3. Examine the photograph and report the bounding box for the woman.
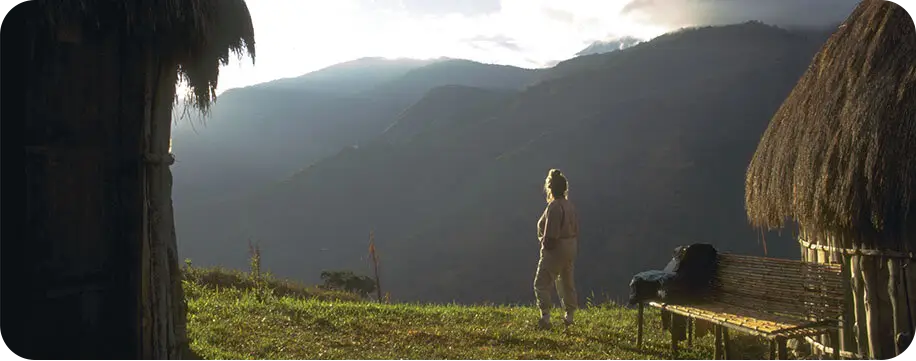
[534,169,580,329]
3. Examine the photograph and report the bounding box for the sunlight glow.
[203,0,672,95]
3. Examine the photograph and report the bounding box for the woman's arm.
[541,202,563,250]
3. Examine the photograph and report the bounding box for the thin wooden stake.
[368,231,383,302]
[637,303,644,349]
[842,254,855,356]
[777,337,788,360]
[851,254,868,357]
[876,257,896,358]
[714,325,723,360]
[889,258,904,357]
[862,256,883,359]
[671,323,679,356]
[687,318,693,348]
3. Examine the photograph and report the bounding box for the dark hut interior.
[745,0,916,358]
[1,1,254,358]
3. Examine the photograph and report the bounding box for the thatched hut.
[2,0,254,358]
[745,0,915,358]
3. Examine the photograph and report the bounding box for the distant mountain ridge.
[576,36,643,56]
[256,57,444,94]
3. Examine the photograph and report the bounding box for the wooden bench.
[636,253,847,359]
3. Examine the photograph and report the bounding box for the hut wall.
[6,10,146,360]
[799,231,916,359]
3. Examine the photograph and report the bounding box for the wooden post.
[776,337,788,360]
[722,327,731,359]
[368,231,383,302]
[808,246,824,357]
[671,327,678,356]
[876,256,896,358]
[906,260,916,337]
[141,54,186,359]
[903,259,916,330]
[831,330,841,359]
[851,254,868,357]
[905,260,916,341]
[714,325,723,360]
[769,340,776,360]
[637,303,644,349]
[889,258,904,357]
[842,254,855,356]
[862,255,884,359]
[687,318,693,348]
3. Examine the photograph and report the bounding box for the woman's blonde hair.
[544,169,568,202]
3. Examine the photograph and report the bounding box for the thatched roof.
[745,0,916,249]
[35,0,256,111]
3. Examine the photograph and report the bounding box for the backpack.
[657,243,718,303]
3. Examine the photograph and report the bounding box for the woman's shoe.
[538,315,552,330]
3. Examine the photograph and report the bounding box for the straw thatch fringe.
[35,0,256,112]
[744,0,916,250]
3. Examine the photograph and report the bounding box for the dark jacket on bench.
[628,244,718,305]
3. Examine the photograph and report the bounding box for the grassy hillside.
[184,268,770,359]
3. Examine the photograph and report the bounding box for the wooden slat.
[718,265,844,284]
[712,254,845,321]
[715,268,845,288]
[720,254,843,271]
[718,267,843,286]
[648,301,837,339]
[713,293,842,319]
[715,278,845,302]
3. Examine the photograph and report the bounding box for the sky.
[1,0,868,94]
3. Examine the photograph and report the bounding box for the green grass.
[184,268,770,359]
[183,265,360,302]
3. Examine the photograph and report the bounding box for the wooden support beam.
[816,247,828,357]
[831,330,841,359]
[714,325,723,360]
[777,337,788,360]
[878,256,897,358]
[769,340,776,360]
[671,323,679,355]
[687,318,693,348]
[722,327,731,359]
[637,303,644,349]
[889,258,906,357]
[861,255,884,359]
[842,254,855,357]
[851,254,868,357]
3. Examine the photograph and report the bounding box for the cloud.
[208,0,863,93]
[621,0,861,29]
[464,35,523,52]
[541,7,576,24]
[359,0,501,16]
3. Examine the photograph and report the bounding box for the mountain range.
[575,36,643,56]
[173,21,833,304]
